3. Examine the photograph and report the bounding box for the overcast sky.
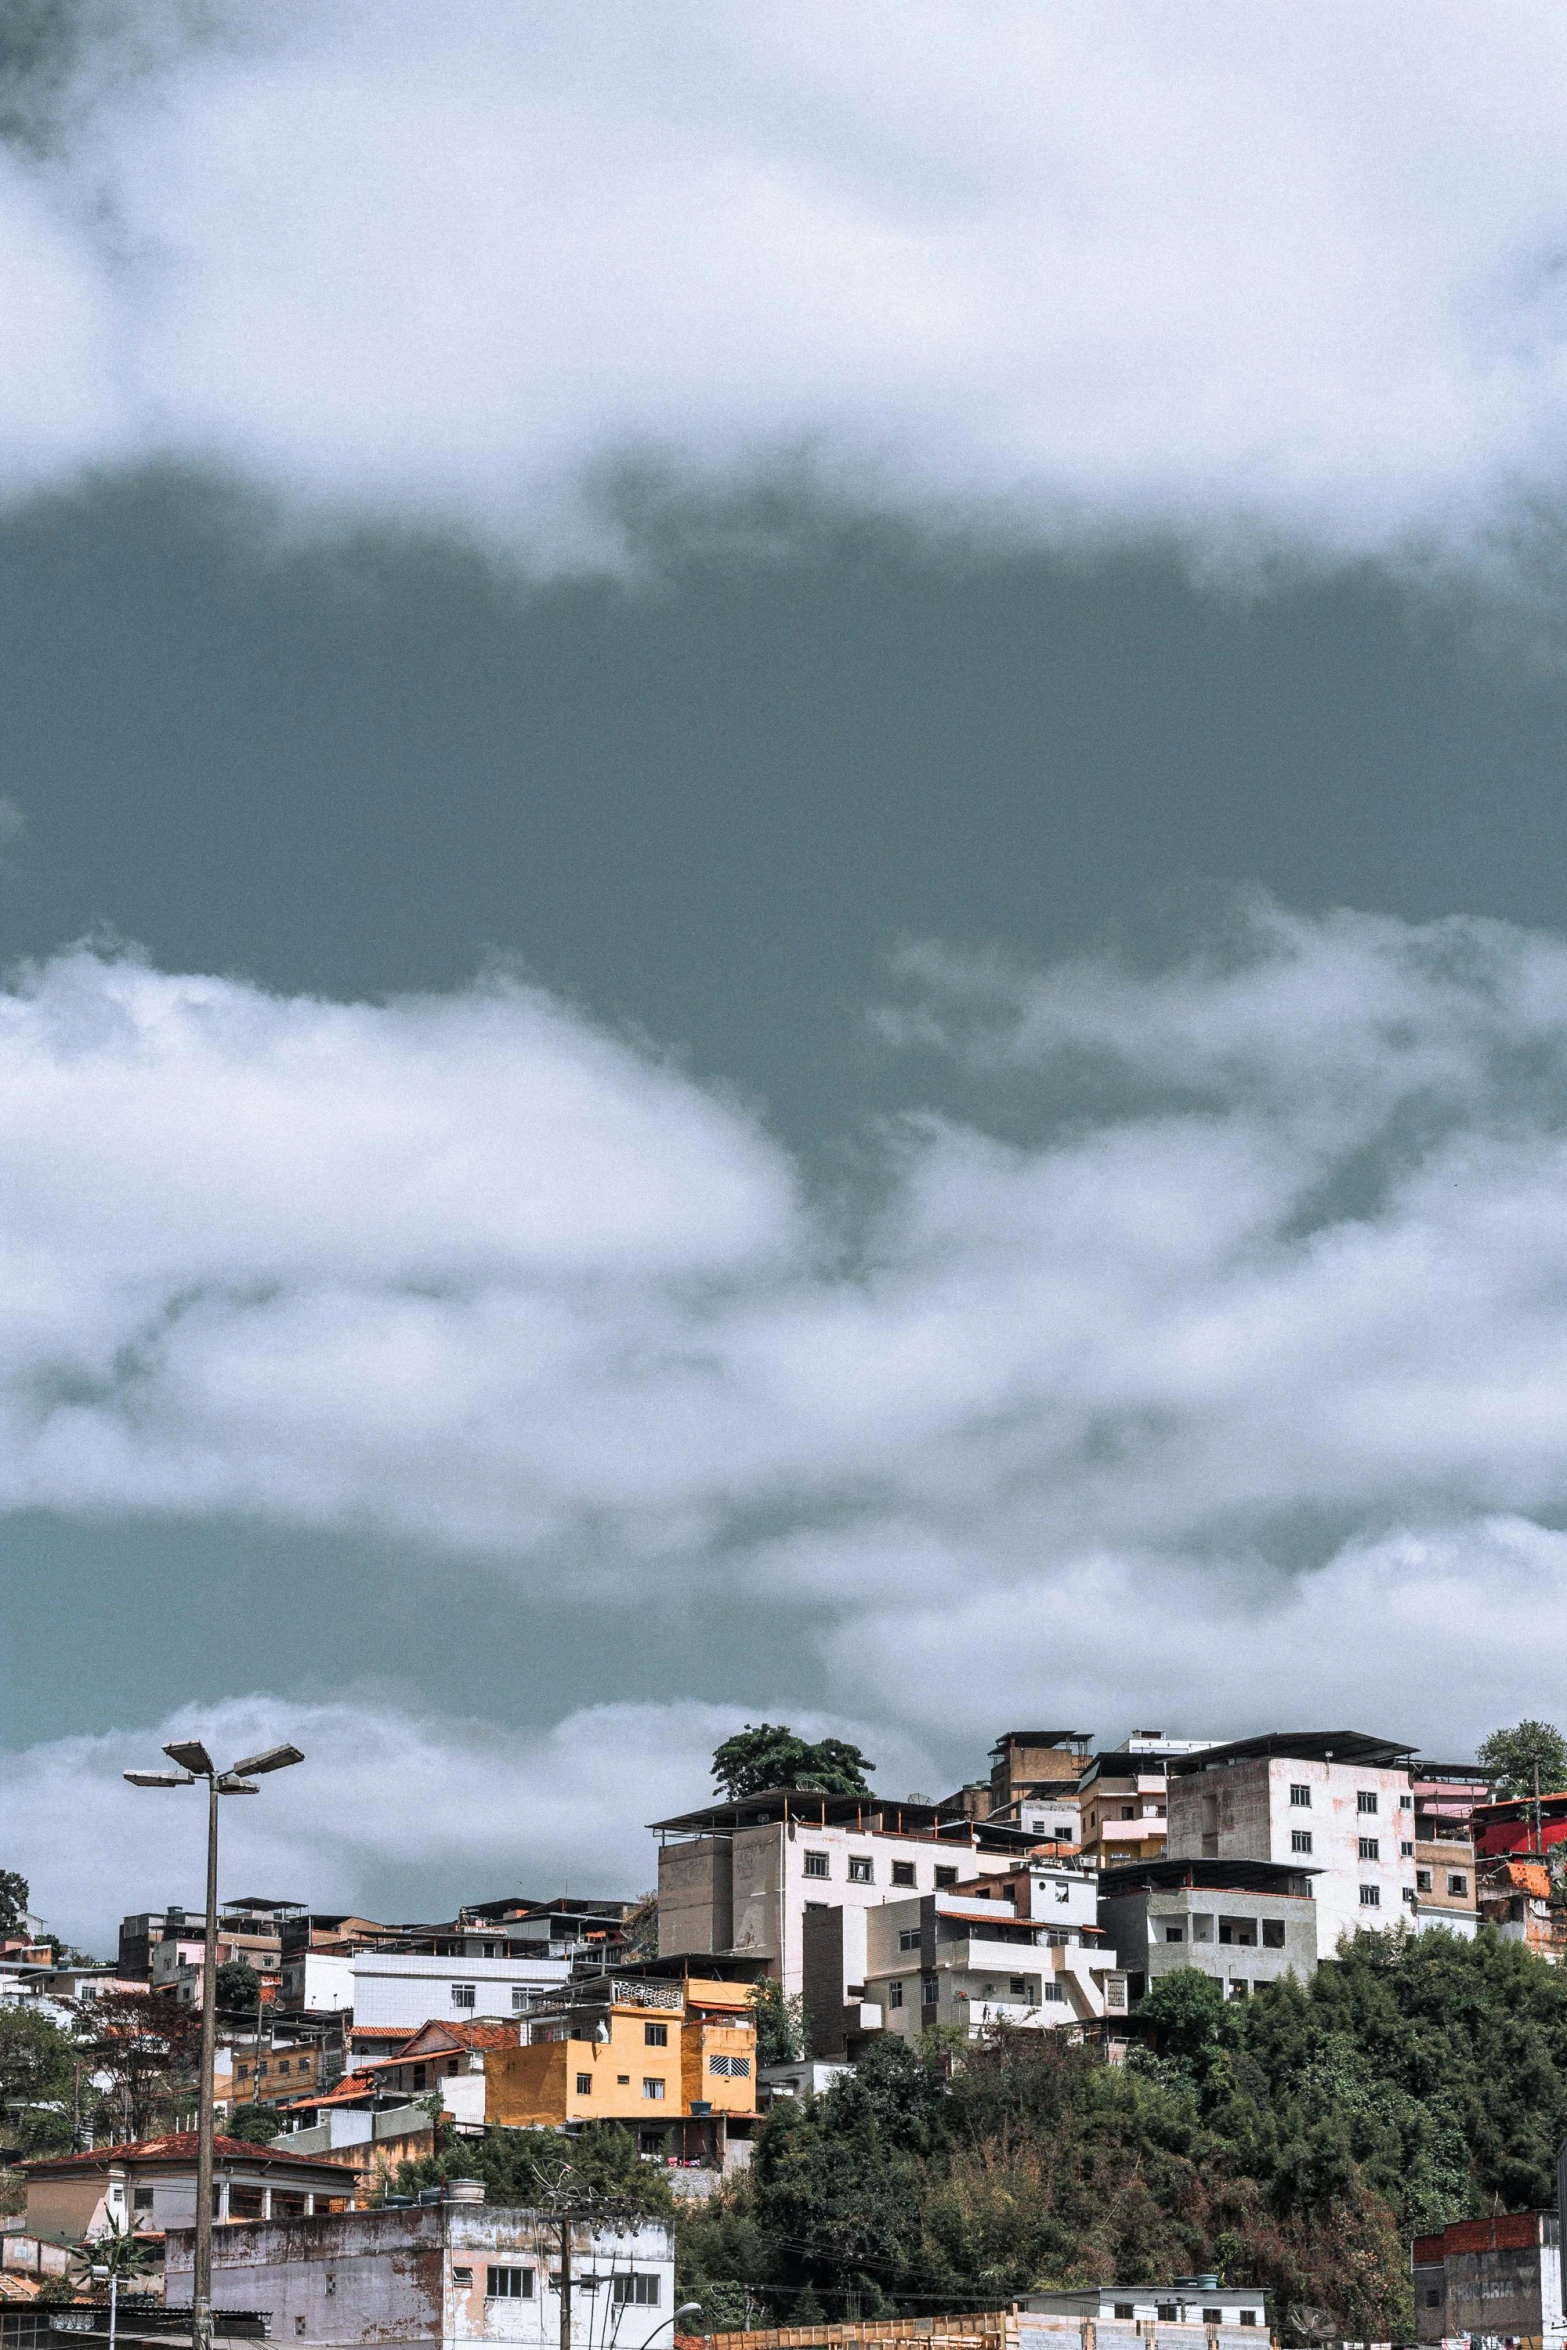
[11,3,1567,1946]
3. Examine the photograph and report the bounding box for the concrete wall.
[348,1954,568,2033]
[168,2203,674,2350]
[1100,1887,1317,2000]
[657,1839,732,1959]
[664,1821,1017,1999]
[1167,1756,1415,1959]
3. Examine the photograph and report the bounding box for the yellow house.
[486,1977,756,2166]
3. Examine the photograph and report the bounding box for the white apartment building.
[653,1789,1038,2003]
[280,1950,571,2031]
[864,1861,1127,2041]
[1165,1732,1417,1959]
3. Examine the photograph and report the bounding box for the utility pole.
[1537,1759,1545,1859]
[537,2167,640,2350]
[558,2211,572,2350]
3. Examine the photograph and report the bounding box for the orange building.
[486,1976,756,2167]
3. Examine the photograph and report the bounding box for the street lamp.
[125,1739,304,2350]
[630,2304,703,2350]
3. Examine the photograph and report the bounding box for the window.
[1291,1829,1313,1854]
[617,2074,630,2085]
[1358,1790,1378,1815]
[612,2277,661,2307]
[236,2063,249,2079]
[1010,1976,1027,1996]
[891,1861,916,1887]
[642,2077,666,2099]
[1239,2315,1257,2328]
[1448,1873,1469,1897]
[487,2268,533,2300]
[1416,1867,1432,1890]
[133,2188,154,2213]
[1425,2291,1441,2309]
[576,2072,593,2094]
[1359,1884,1381,1907]
[412,2064,428,2090]
[1158,2305,1178,2322]
[452,1983,476,2009]
[278,2060,290,2075]
[1043,1981,1066,2003]
[1359,1837,1379,1861]
[922,1975,939,2005]
[1228,1979,1250,2000]
[1120,1805,1135,1819]
[1165,1926,1184,1942]
[1203,2313,1222,2327]
[644,2022,668,2047]
[1401,1841,1414,1857]
[848,1856,873,1884]
[1262,1920,1285,1949]
[888,1981,904,2009]
[803,1851,829,1879]
[1400,1794,1413,1810]
[1218,1917,1256,1946]
[898,1928,920,1952]
[296,2321,307,2337]
[1114,2307,1134,2322]
[1289,1783,1311,1808]
[934,1867,958,1887]
[451,2268,473,2289]
[512,1989,529,2013]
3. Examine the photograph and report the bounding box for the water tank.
[446,2179,486,2204]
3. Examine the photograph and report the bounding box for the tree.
[214,1958,263,2014]
[750,1979,807,2066]
[79,1989,202,2142]
[0,2006,79,2155]
[226,2103,283,2144]
[1477,1719,1567,1800]
[0,1871,30,1940]
[386,2124,674,2220]
[712,1725,875,1801]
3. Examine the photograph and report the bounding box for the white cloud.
[13,904,1567,1926]
[0,1692,933,1951]
[9,3,1567,563]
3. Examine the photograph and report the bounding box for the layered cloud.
[8,4,1567,561]
[14,907,1567,1929]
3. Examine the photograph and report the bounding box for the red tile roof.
[23,2133,347,2174]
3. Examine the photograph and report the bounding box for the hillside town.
[3,1719,1567,2350]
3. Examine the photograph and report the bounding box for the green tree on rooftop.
[711,1724,875,1800]
[1477,1718,1567,1799]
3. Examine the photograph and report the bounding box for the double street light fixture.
[125,1739,304,2350]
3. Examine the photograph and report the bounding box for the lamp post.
[633,2304,703,2350]
[125,1738,304,2350]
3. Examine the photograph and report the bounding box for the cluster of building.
[6,1720,1567,2347]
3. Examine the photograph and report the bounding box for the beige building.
[653,1787,1035,2002]
[1165,1732,1417,1959]
[863,1860,1125,2041]
[22,2132,351,2250]
[1078,1752,1171,1869]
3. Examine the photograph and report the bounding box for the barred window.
[1291,1830,1313,1854]
[451,1984,476,2009]
[1359,1884,1381,1907]
[709,2053,752,2077]
[1359,1837,1379,1861]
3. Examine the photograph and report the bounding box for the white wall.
[349,1953,569,2032]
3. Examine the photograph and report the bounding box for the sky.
[11,2,1567,1946]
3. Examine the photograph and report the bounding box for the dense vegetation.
[680,1929,1567,2343]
